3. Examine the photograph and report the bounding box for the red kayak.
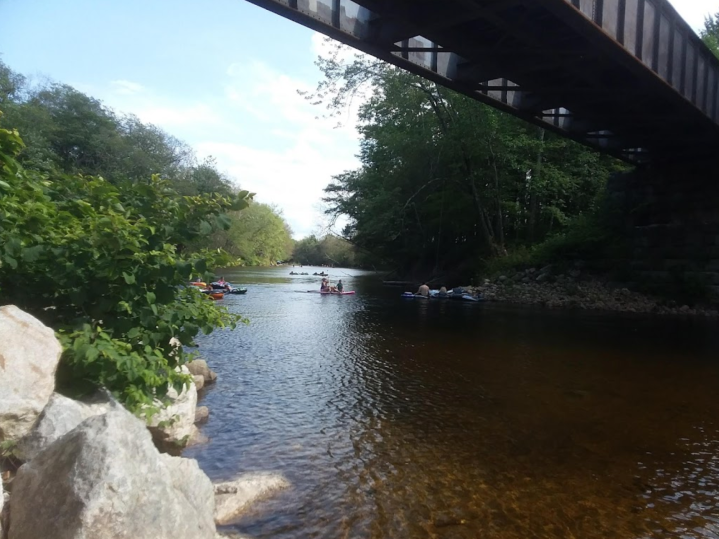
[307,290,356,295]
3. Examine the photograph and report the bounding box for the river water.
[185,266,719,539]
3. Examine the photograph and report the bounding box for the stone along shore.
[0,305,287,539]
[466,265,719,316]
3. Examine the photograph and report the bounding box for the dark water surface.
[185,267,719,539]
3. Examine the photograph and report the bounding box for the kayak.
[201,290,224,300]
[307,290,356,295]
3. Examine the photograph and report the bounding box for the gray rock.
[195,406,210,424]
[498,275,507,282]
[0,306,62,442]
[536,273,550,283]
[9,408,216,539]
[213,473,290,525]
[17,392,119,461]
[187,360,217,384]
[187,427,209,448]
[193,374,205,391]
[539,264,553,275]
[146,366,198,448]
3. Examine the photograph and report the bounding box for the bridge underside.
[246,0,719,163]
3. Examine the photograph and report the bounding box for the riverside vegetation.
[0,59,292,538]
[303,12,719,307]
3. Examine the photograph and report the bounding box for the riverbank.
[0,305,288,539]
[464,267,719,316]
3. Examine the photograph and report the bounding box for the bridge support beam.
[607,159,719,295]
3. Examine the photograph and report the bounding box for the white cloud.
[110,79,145,95]
[92,34,368,238]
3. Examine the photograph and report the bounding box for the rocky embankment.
[0,305,288,539]
[466,265,719,316]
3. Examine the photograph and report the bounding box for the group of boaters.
[320,277,344,293]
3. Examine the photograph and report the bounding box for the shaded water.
[185,267,719,539]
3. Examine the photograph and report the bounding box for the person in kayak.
[336,280,344,293]
[320,278,330,292]
[438,285,448,297]
[416,283,430,296]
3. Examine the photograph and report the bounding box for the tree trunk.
[488,143,506,253]
[527,127,545,243]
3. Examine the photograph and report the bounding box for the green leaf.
[199,220,213,235]
[21,245,44,262]
[146,291,156,305]
[193,259,207,273]
[123,272,136,284]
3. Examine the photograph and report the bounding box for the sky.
[0,0,716,238]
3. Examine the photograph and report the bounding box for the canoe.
[307,290,356,295]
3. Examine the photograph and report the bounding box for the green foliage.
[0,121,251,413]
[481,214,620,277]
[292,234,359,267]
[0,60,234,194]
[701,12,719,58]
[310,42,626,275]
[202,202,293,265]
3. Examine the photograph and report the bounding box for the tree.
[0,60,237,194]
[0,122,252,413]
[203,202,293,265]
[701,12,719,58]
[310,41,624,276]
[292,234,358,267]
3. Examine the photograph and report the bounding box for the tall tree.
[311,41,623,275]
[701,12,719,58]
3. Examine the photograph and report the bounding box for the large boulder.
[213,473,290,525]
[17,391,119,461]
[9,408,216,539]
[0,306,62,442]
[146,367,198,448]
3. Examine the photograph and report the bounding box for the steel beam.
[242,0,719,163]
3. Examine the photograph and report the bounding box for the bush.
[480,214,622,278]
[0,122,251,414]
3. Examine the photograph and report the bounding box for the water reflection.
[185,267,719,538]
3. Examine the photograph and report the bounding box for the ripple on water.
[185,267,719,539]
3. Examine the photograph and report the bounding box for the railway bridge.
[246,0,719,163]
[246,0,719,290]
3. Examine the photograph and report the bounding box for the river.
[184,266,719,539]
